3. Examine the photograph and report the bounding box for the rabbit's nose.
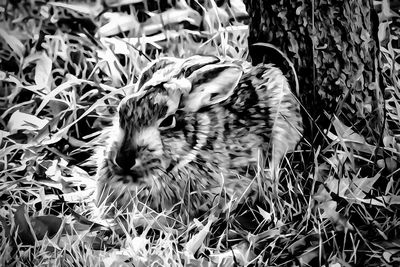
[115,151,136,171]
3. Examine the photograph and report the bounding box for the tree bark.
[243,0,384,143]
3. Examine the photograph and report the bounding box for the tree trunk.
[243,0,384,143]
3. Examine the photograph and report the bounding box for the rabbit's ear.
[183,64,242,111]
[182,55,220,77]
[136,58,181,91]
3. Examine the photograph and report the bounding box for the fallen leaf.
[34,52,53,92]
[210,241,255,266]
[378,21,390,43]
[143,8,201,36]
[325,176,350,198]
[35,74,82,115]
[14,204,36,245]
[184,215,216,259]
[14,204,65,244]
[101,251,132,267]
[319,201,354,231]
[127,236,149,255]
[45,159,62,182]
[31,215,63,239]
[105,0,143,7]
[383,249,400,264]
[257,205,272,222]
[7,111,49,133]
[350,173,380,199]
[96,47,124,86]
[319,200,339,219]
[48,1,103,17]
[0,27,25,58]
[328,115,375,154]
[367,195,400,206]
[0,130,10,141]
[62,188,95,203]
[298,249,319,266]
[377,158,398,172]
[229,0,248,18]
[379,0,400,21]
[98,12,140,37]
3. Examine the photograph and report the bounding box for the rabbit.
[95,55,303,218]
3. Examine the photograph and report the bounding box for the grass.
[1,0,400,266]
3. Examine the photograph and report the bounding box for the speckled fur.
[96,55,303,218]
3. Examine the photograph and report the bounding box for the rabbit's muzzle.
[113,156,164,183]
[102,120,167,183]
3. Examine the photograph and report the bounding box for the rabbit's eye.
[159,114,176,129]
